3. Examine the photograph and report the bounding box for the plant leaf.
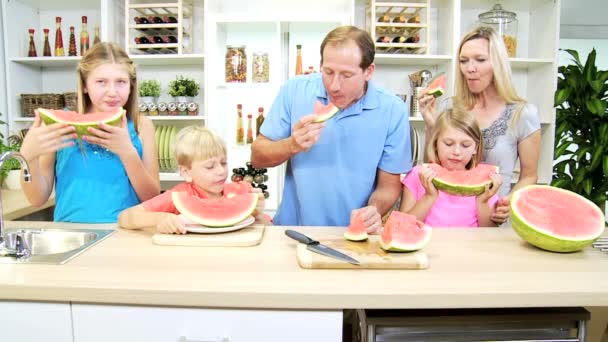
[554,87,572,106]
[604,155,608,177]
[590,146,604,170]
[583,178,592,196]
[585,98,606,115]
[563,49,582,68]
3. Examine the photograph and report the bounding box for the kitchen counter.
[2,190,55,220]
[0,221,607,310]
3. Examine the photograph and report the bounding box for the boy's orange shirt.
[142,182,208,214]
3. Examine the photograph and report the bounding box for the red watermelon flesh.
[510,185,605,252]
[223,181,253,198]
[380,211,432,252]
[312,100,339,123]
[38,107,124,137]
[172,191,258,227]
[344,212,368,241]
[428,163,498,196]
[427,74,446,97]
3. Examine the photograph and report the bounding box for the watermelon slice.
[38,107,124,137]
[172,191,258,227]
[380,211,432,252]
[428,163,498,196]
[312,100,339,123]
[510,185,605,253]
[223,181,253,198]
[427,74,446,97]
[344,212,368,241]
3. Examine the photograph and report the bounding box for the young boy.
[118,126,268,234]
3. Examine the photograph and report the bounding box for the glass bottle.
[225,45,247,83]
[236,104,244,145]
[54,16,65,56]
[80,16,90,56]
[255,106,265,137]
[246,114,254,144]
[478,4,518,57]
[68,26,77,56]
[252,52,269,83]
[295,44,303,75]
[93,26,101,45]
[27,29,37,57]
[43,28,52,57]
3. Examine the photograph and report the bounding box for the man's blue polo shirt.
[260,73,412,226]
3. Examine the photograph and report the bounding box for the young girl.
[20,42,160,223]
[118,126,269,234]
[399,107,501,227]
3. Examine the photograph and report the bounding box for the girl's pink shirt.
[402,165,499,227]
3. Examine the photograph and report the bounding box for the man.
[251,26,411,230]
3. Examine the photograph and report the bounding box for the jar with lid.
[225,45,247,83]
[478,4,518,57]
[252,52,269,83]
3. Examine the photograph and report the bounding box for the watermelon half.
[172,191,258,227]
[427,74,446,97]
[428,163,498,196]
[510,185,605,253]
[38,107,124,137]
[344,212,368,241]
[312,100,339,123]
[380,211,432,252]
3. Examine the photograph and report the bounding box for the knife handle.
[285,230,318,245]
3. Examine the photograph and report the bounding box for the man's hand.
[351,206,382,234]
[289,114,325,154]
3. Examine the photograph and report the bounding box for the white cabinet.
[72,303,342,342]
[0,301,73,342]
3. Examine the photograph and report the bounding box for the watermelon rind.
[427,87,444,97]
[313,107,339,123]
[431,165,498,196]
[38,107,124,137]
[172,191,258,227]
[510,185,606,253]
[379,229,432,252]
[343,231,368,242]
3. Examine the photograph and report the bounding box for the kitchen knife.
[285,230,360,265]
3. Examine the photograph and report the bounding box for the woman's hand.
[351,206,382,234]
[419,165,438,199]
[157,213,187,234]
[418,88,438,129]
[20,110,76,161]
[83,113,136,159]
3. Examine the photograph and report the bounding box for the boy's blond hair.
[426,106,484,170]
[174,126,226,168]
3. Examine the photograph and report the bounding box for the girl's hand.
[157,213,187,234]
[418,88,438,129]
[477,173,502,204]
[491,197,510,225]
[83,113,135,158]
[20,110,77,161]
[419,165,438,198]
[351,206,382,234]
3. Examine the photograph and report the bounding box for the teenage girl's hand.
[477,173,502,204]
[418,88,438,129]
[20,110,77,161]
[351,206,382,234]
[419,165,438,198]
[83,113,135,158]
[491,197,510,225]
[289,114,325,154]
[157,213,187,234]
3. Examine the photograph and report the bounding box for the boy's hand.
[419,165,438,198]
[351,206,382,234]
[20,110,76,161]
[250,187,268,223]
[289,114,325,154]
[477,173,502,204]
[157,213,187,234]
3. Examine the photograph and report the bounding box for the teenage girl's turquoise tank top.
[54,120,143,223]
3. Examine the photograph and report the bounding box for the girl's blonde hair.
[454,26,527,125]
[426,106,484,170]
[175,126,227,168]
[76,42,140,132]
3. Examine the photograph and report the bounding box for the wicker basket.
[63,92,77,111]
[21,93,65,117]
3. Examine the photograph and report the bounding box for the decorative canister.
[177,102,188,115]
[187,102,199,116]
[167,102,178,116]
[138,102,148,116]
[157,102,168,116]
[147,103,158,116]
[478,4,518,57]
[225,45,247,83]
[252,51,269,83]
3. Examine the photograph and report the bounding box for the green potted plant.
[138,80,161,104]
[168,75,200,103]
[552,48,608,212]
[0,122,26,190]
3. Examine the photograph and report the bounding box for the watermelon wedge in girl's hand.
[37,107,124,137]
[312,100,339,123]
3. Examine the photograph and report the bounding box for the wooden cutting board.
[296,236,429,269]
[152,225,265,247]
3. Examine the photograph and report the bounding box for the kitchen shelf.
[11,56,81,67]
[147,115,205,121]
[509,58,556,69]
[159,172,183,181]
[375,54,451,65]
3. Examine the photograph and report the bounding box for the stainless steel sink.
[0,228,115,264]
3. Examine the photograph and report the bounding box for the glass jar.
[252,52,269,83]
[225,45,247,83]
[478,4,518,57]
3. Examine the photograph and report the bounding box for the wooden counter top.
[0,221,606,310]
[2,190,55,220]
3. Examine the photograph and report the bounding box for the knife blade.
[285,230,360,265]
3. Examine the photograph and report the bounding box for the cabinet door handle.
[177,336,228,342]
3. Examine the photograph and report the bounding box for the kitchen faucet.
[0,151,31,258]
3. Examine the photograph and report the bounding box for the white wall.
[558,39,608,68]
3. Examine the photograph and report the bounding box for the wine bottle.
[392,36,407,44]
[153,36,163,44]
[163,16,178,23]
[148,16,163,24]
[376,36,390,44]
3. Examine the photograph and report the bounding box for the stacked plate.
[154,125,178,172]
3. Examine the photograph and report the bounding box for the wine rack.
[125,0,193,55]
[366,0,430,54]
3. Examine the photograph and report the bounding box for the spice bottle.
[54,17,65,56]
[27,29,37,57]
[42,29,52,56]
[256,106,265,137]
[236,104,244,145]
[68,26,77,56]
[93,26,101,45]
[246,114,254,144]
[295,44,303,75]
[80,16,90,56]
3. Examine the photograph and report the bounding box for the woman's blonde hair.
[175,126,226,168]
[426,106,484,170]
[76,42,140,132]
[454,26,526,125]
